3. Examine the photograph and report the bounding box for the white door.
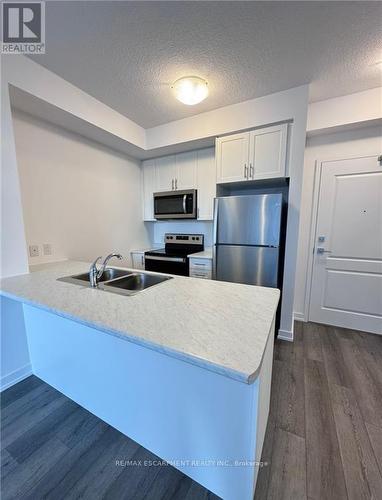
[309,155,382,334]
[249,124,287,180]
[216,132,249,183]
[196,148,216,220]
[175,151,197,190]
[142,159,156,221]
[156,155,176,192]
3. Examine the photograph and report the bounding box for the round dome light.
[171,76,208,105]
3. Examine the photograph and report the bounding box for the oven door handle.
[183,194,187,214]
[145,255,186,263]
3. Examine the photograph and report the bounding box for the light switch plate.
[29,245,39,257]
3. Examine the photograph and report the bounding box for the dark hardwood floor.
[255,322,382,500]
[1,378,219,499]
[1,322,381,499]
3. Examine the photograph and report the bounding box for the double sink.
[58,268,172,296]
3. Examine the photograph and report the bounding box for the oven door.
[154,190,197,219]
[145,255,189,276]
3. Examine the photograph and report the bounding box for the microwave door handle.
[183,194,187,214]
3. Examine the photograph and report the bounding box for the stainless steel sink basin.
[58,268,132,286]
[100,273,172,296]
[58,268,172,295]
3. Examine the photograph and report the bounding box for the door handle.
[244,163,248,179]
[183,194,187,214]
[249,163,254,178]
[175,178,178,190]
[317,247,331,254]
[172,179,174,190]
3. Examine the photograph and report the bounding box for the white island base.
[21,303,274,500]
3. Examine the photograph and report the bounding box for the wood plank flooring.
[1,322,381,499]
[255,322,382,500]
[1,376,219,500]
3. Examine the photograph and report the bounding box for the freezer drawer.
[214,245,279,287]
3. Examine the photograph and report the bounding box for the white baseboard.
[293,311,306,322]
[0,363,32,392]
[277,328,293,342]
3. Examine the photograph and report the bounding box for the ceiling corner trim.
[3,55,146,151]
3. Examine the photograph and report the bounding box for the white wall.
[294,124,382,320]
[307,87,382,134]
[12,110,150,268]
[1,68,29,278]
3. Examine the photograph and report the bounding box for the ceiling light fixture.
[172,76,208,105]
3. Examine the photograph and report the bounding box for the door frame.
[304,153,379,323]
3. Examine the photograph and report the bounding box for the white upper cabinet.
[196,148,216,220]
[216,132,249,183]
[156,155,176,192]
[141,147,216,221]
[216,124,288,184]
[142,159,156,221]
[249,124,287,180]
[176,151,197,190]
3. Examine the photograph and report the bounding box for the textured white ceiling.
[30,1,382,128]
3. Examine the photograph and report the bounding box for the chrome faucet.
[89,253,123,287]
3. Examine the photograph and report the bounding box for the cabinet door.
[249,124,287,180]
[142,159,156,221]
[175,151,197,190]
[156,155,176,192]
[131,252,145,270]
[216,132,249,183]
[197,148,216,220]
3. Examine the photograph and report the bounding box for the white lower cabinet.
[189,257,212,279]
[131,251,145,270]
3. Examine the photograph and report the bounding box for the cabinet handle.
[172,179,174,190]
[249,163,254,178]
[141,255,144,266]
[244,163,248,179]
[175,178,178,190]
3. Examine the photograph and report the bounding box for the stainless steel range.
[145,233,204,276]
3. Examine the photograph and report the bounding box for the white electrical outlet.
[43,243,52,256]
[29,245,39,257]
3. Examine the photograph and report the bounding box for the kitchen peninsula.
[0,261,279,500]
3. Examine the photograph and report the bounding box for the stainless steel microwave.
[153,189,197,219]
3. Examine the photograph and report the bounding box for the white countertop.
[0,261,279,384]
[188,248,213,259]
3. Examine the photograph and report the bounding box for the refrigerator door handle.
[213,198,219,245]
[212,245,217,280]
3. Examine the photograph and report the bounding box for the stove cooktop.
[145,233,204,259]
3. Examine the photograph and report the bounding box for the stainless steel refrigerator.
[213,193,283,287]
